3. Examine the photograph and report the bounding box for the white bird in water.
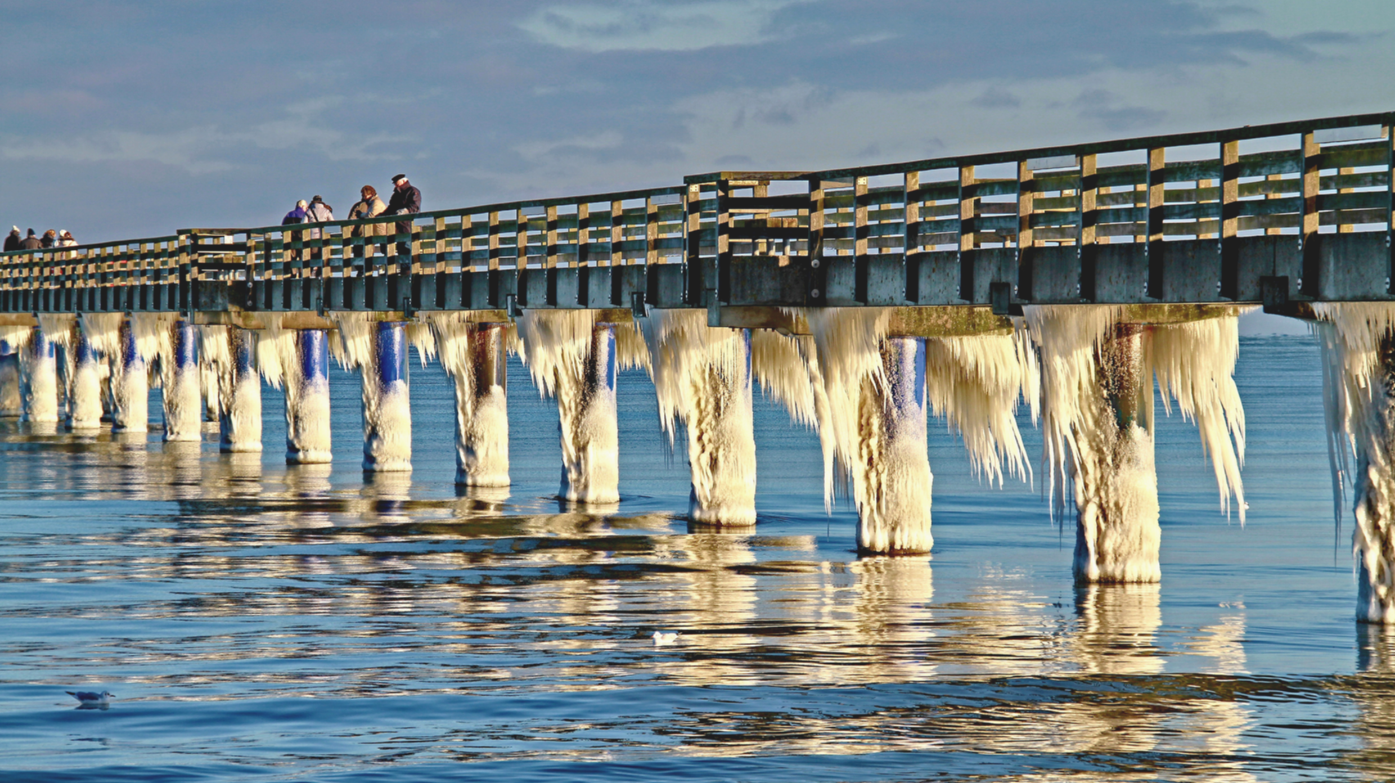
[652,631,679,646]
[66,691,114,707]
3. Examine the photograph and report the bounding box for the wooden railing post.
[1146,146,1166,299]
[958,165,977,302]
[1220,139,1241,300]
[1079,154,1098,301]
[904,170,921,303]
[609,199,624,267]
[807,177,825,304]
[854,175,870,303]
[1016,160,1034,302]
[1301,131,1321,297]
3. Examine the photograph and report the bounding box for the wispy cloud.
[520,0,810,52]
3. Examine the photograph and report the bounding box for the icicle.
[427,313,511,487]
[642,309,757,526]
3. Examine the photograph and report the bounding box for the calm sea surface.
[0,334,1390,782]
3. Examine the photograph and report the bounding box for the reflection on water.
[0,343,1386,782]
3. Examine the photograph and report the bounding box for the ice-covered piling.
[200,325,263,452]
[642,309,756,526]
[857,336,934,553]
[428,315,511,487]
[159,320,202,442]
[518,310,637,504]
[1312,303,1395,623]
[95,314,167,433]
[1027,305,1246,584]
[757,308,1034,555]
[0,340,19,417]
[19,326,59,424]
[332,316,412,472]
[69,326,104,429]
[259,326,332,464]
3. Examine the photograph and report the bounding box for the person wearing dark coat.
[40,229,56,249]
[385,174,421,258]
[19,229,41,250]
[3,227,19,252]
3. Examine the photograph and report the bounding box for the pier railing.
[2,111,1392,316]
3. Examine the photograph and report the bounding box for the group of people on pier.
[280,174,421,259]
[4,227,76,252]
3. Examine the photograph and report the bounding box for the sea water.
[0,334,1387,782]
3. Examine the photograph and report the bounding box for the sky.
[2,0,1392,261]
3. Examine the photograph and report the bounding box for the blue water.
[0,334,1390,782]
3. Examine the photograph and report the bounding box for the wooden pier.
[2,111,1393,327]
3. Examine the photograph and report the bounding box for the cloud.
[0,99,413,176]
[520,0,809,52]
[971,87,1022,110]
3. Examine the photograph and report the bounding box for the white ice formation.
[331,314,412,472]
[1026,305,1246,584]
[752,307,1036,554]
[198,325,263,452]
[426,313,512,487]
[1312,303,1395,622]
[642,309,756,526]
[258,322,332,464]
[517,309,646,504]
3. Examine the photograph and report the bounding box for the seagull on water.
[66,691,114,707]
[652,631,679,646]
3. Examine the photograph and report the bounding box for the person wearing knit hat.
[282,200,310,262]
[3,227,19,252]
[19,229,40,251]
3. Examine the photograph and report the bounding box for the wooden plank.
[1017,160,1035,300]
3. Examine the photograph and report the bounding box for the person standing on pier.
[306,196,334,262]
[348,185,388,261]
[4,227,19,252]
[386,174,420,259]
[40,230,56,249]
[19,229,40,250]
[282,199,309,262]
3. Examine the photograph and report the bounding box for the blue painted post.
[69,327,104,429]
[162,319,202,442]
[20,327,60,424]
[559,322,619,504]
[285,329,332,464]
[220,327,262,453]
[111,318,149,433]
[0,339,20,417]
[857,336,933,554]
[361,320,411,472]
